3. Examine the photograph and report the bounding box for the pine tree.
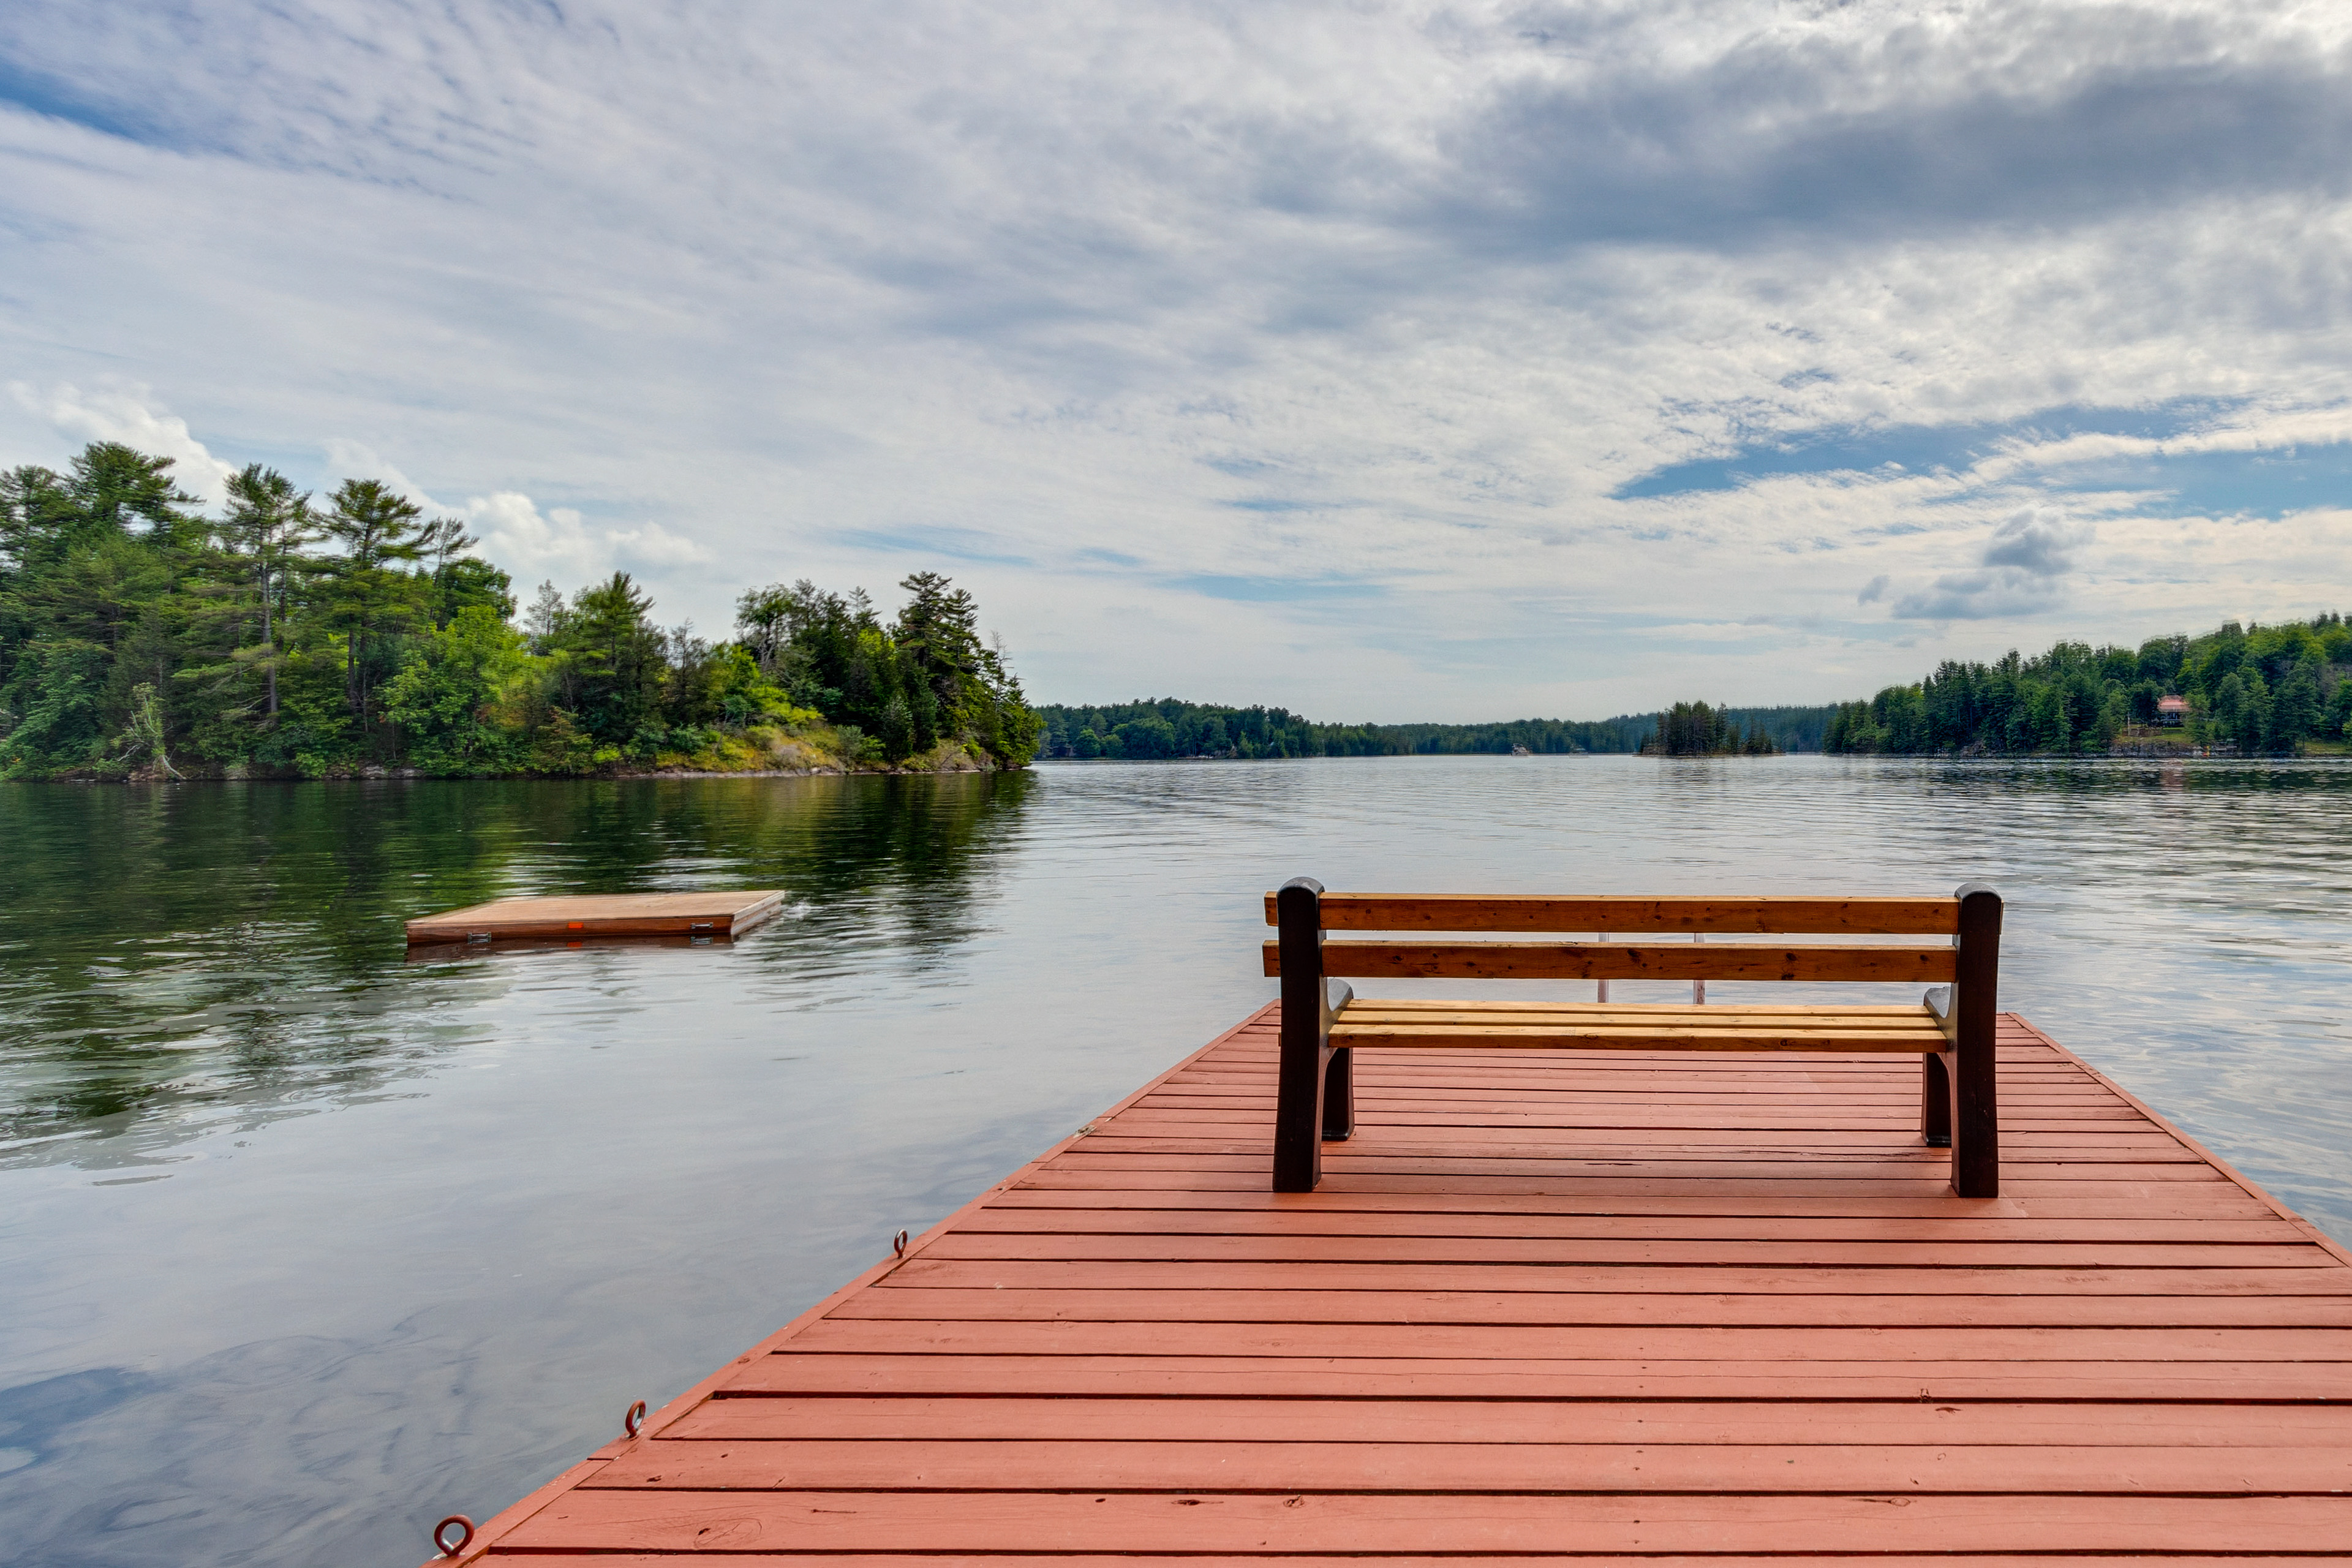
[217,465,317,721]
[314,480,429,728]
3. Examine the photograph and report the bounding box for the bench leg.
[1322,1047,1354,1141]
[1921,1052,1952,1148]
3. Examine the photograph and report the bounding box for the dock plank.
[433,1010,2352,1564]
[664,1396,2352,1444]
[582,1439,2352,1493]
[500,1490,2352,1555]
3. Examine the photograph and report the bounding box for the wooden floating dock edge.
[420,1006,2352,1564]
[403,890,785,945]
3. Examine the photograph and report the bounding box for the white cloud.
[458,492,603,585]
[320,440,709,586]
[606,521,713,569]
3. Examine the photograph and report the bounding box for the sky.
[4,1,2350,720]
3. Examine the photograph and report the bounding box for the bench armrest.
[1924,984,1958,1046]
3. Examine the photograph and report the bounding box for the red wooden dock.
[429,1005,2352,1563]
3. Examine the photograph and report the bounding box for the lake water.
[2,757,2349,1566]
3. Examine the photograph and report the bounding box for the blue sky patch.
[0,59,172,146]
[1613,398,2239,500]
[2035,442,2352,519]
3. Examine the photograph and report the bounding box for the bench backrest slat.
[1264,939,1957,984]
[1262,892,1959,935]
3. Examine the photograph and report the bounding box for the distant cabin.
[2157,695,2188,726]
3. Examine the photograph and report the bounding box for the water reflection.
[0,773,1036,1161]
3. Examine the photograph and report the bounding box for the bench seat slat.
[1335,1000,1950,1055]
[1351,999,1939,1018]
[1270,941,1958,984]
[1340,1006,1946,1030]
[1330,1023,1950,1053]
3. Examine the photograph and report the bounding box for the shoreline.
[13,758,1011,785]
[15,748,2350,783]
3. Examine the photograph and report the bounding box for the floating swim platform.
[421,1006,2352,1563]
[402,890,783,946]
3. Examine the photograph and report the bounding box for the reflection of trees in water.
[0,783,529,1154]
[591,773,1042,978]
[0,773,1035,1158]
[479,773,1039,956]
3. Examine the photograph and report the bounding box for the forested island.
[1821,616,2352,755]
[1,443,1041,778]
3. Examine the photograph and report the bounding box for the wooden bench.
[1263,880,2004,1197]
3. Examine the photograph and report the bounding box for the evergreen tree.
[2272,663,2322,747]
[549,572,669,748]
[66,443,203,547]
[314,480,429,729]
[209,465,316,721]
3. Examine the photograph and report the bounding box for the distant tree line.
[0,441,1039,778]
[1035,699,1831,760]
[1823,615,2352,756]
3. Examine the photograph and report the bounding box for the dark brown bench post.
[1948,883,2003,1197]
[1274,876,1337,1192]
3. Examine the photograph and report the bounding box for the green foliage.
[1823,614,2352,755]
[529,707,597,775]
[382,606,530,775]
[313,478,431,736]
[542,571,669,745]
[734,570,1041,767]
[1,439,1040,778]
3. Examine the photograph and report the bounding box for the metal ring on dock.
[623,1399,647,1438]
[432,1515,475,1557]
[892,1229,910,1258]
